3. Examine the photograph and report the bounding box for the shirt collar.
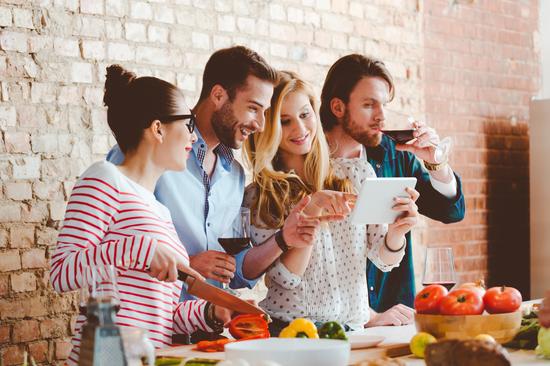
[192,128,235,171]
[365,135,397,163]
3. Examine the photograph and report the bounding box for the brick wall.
[0,0,539,364]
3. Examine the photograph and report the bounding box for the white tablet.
[350,177,417,224]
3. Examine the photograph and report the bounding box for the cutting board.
[156,341,411,365]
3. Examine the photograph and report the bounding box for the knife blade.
[177,270,265,315]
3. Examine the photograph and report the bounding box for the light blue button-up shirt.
[106,129,258,300]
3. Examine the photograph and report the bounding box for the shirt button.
[369,286,374,291]
[207,223,211,227]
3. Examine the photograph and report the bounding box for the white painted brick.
[214,0,231,12]
[80,0,103,14]
[108,42,135,61]
[316,0,331,10]
[302,0,315,6]
[148,25,169,43]
[81,40,105,60]
[0,82,8,102]
[0,204,21,222]
[269,3,285,20]
[91,108,107,132]
[13,8,34,29]
[31,133,58,153]
[192,0,210,9]
[349,36,364,51]
[33,181,63,201]
[332,33,348,50]
[5,132,30,153]
[53,37,79,57]
[289,46,306,61]
[105,20,123,39]
[83,87,103,107]
[218,14,235,32]
[0,106,17,130]
[125,22,147,42]
[256,19,269,36]
[288,7,304,23]
[269,23,295,41]
[106,0,125,17]
[21,201,49,223]
[304,10,320,27]
[0,230,7,248]
[131,2,153,20]
[0,7,12,27]
[49,201,67,221]
[71,62,93,83]
[234,0,250,15]
[349,1,364,18]
[270,43,287,58]
[322,13,354,33]
[91,134,110,154]
[136,46,173,66]
[0,31,28,53]
[58,86,80,105]
[212,34,231,49]
[176,73,196,92]
[77,17,105,38]
[237,17,255,34]
[29,35,52,53]
[57,134,74,155]
[154,6,175,23]
[6,182,32,201]
[11,157,41,180]
[30,83,56,104]
[24,57,39,79]
[191,32,210,49]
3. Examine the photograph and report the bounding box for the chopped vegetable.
[228,314,270,340]
[194,338,234,352]
[184,359,220,366]
[278,318,319,339]
[318,321,348,340]
[156,357,184,366]
[503,311,540,349]
[536,327,550,359]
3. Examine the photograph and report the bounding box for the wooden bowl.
[415,311,521,343]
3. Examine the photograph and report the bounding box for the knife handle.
[177,270,191,282]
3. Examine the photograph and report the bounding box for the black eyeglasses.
[158,114,196,134]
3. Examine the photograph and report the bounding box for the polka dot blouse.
[244,157,405,330]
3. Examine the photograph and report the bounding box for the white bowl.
[225,338,350,366]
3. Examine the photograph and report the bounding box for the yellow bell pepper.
[279,318,319,339]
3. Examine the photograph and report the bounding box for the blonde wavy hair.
[243,71,352,229]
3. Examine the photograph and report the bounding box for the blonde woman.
[243,71,420,334]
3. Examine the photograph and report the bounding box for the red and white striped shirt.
[50,162,212,365]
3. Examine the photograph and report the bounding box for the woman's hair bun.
[104,64,137,108]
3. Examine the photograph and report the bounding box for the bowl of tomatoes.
[414,282,522,343]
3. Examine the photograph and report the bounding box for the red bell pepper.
[228,314,270,340]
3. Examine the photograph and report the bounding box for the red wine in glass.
[381,129,415,144]
[421,282,456,292]
[218,237,251,255]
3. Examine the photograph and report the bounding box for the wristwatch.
[275,229,290,252]
[423,160,448,172]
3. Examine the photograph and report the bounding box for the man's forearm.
[242,235,283,279]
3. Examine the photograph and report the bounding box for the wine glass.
[382,110,452,164]
[79,263,120,316]
[217,207,252,290]
[422,247,457,291]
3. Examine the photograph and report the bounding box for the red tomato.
[439,288,484,315]
[457,279,486,298]
[414,284,449,314]
[483,286,522,314]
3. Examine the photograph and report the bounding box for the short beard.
[342,110,382,148]
[211,101,239,149]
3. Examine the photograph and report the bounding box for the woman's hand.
[305,190,356,217]
[149,244,204,282]
[386,187,420,246]
[281,195,344,249]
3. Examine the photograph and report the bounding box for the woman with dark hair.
[50,65,232,365]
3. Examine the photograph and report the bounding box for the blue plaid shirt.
[106,129,258,300]
[365,135,465,312]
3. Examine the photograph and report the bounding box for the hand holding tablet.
[350,178,418,224]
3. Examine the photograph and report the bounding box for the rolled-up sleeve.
[230,247,261,289]
[366,223,405,272]
[266,259,302,290]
